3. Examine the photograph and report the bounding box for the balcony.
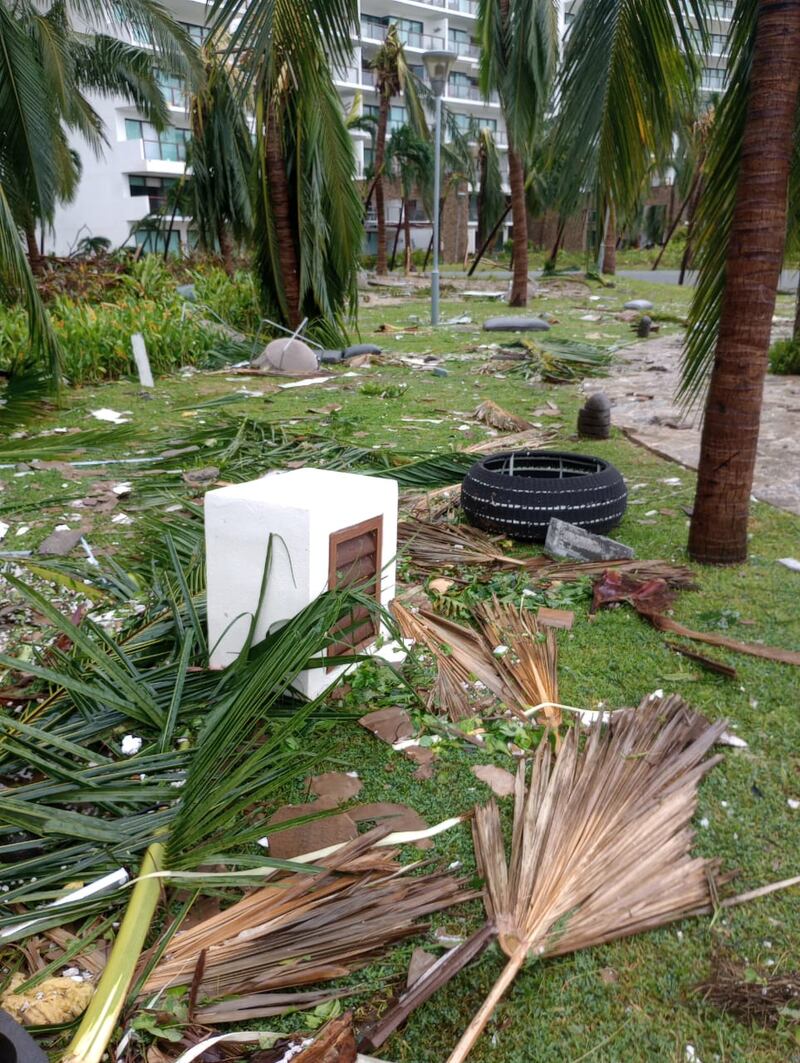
[708,1,735,19]
[424,0,479,13]
[333,65,361,85]
[451,39,480,59]
[447,83,500,104]
[360,19,446,50]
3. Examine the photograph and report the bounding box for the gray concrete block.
[544,517,635,562]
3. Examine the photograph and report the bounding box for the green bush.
[769,337,800,375]
[191,268,263,335]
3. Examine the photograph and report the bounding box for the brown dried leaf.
[359,706,413,745]
[471,765,516,798]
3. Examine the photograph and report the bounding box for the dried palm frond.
[392,600,559,725]
[390,603,497,718]
[465,425,559,453]
[143,827,475,1003]
[527,556,698,589]
[398,518,522,575]
[473,401,533,433]
[474,600,560,727]
[447,694,730,1062]
[403,483,462,523]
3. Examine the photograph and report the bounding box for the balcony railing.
[333,65,360,84]
[708,1,735,18]
[451,39,480,58]
[360,20,446,50]
[425,0,479,13]
[447,82,499,103]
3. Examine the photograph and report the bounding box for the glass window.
[134,228,182,254]
[178,22,210,45]
[125,119,190,161]
[129,175,178,212]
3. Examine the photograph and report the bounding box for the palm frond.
[447,693,729,1061]
[678,0,757,408]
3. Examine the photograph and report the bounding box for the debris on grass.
[696,955,800,1027]
[473,401,532,432]
[359,706,414,744]
[471,764,516,797]
[143,827,475,1006]
[398,518,521,575]
[665,642,736,679]
[1,972,94,1026]
[544,517,635,563]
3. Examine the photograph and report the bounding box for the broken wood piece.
[473,401,533,432]
[650,615,800,667]
[536,607,575,630]
[406,948,437,988]
[665,641,736,678]
[358,925,495,1052]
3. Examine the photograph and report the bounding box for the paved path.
[588,334,800,516]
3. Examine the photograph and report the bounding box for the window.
[129,175,179,212]
[125,119,190,161]
[327,516,383,663]
[395,17,423,34]
[134,228,182,254]
[701,66,727,90]
[178,22,210,45]
[364,103,407,132]
[156,71,187,108]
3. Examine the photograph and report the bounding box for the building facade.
[46,0,728,259]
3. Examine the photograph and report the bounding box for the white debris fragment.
[90,408,130,424]
[661,477,682,486]
[648,689,665,700]
[111,482,132,497]
[788,798,800,810]
[257,837,269,848]
[684,1046,700,1063]
[15,526,29,536]
[778,557,800,573]
[0,522,8,541]
[493,644,510,657]
[717,731,748,749]
[111,513,134,525]
[699,817,710,829]
[120,734,143,756]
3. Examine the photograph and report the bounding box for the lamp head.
[422,49,458,98]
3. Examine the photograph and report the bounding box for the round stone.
[624,299,654,311]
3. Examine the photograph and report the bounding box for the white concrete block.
[131,332,154,388]
[205,467,398,699]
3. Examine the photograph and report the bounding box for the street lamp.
[422,49,457,326]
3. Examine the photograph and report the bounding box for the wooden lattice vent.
[327,515,383,662]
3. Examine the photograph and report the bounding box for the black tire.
[461,450,627,541]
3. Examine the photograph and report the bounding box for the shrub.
[769,337,800,375]
[191,268,263,335]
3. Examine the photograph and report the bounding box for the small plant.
[769,337,800,375]
[360,381,407,398]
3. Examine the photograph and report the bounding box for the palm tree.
[213,0,361,341]
[555,0,695,280]
[0,0,194,390]
[386,124,433,273]
[188,44,253,276]
[476,126,506,255]
[369,27,429,275]
[477,0,558,306]
[680,0,800,563]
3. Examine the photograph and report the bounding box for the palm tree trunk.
[688,0,800,564]
[374,95,390,275]
[476,148,488,249]
[217,221,235,277]
[602,206,616,275]
[390,200,403,271]
[507,143,528,306]
[545,215,566,270]
[265,104,301,327]
[793,268,800,342]
[25,222,43,275]
[403,198,413,274]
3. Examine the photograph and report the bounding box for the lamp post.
[422,49,457,326]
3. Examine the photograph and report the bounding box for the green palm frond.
[476,126,506,249]
[678,0,757,408]
[555,0,702,251]
[478,0,558,151]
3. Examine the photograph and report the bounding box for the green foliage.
[769,337,800,375]
[191,267,263,334]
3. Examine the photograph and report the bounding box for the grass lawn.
[2,272,799,1062]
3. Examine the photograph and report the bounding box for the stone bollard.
[577,392,612,440]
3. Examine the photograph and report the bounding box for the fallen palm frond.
[514,338,614,384]
[398,518,522,574]
[392,599,559,724]
[474,599,560,727]
[403,483,463,523]
[447,694,730,1062]
[465,425,559,454]
[142,827,475,1003]
[473,401,533,432]
[696,955,800,1027]
[531,556,698,588]
[392,601,487,720]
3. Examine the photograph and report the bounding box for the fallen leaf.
[359,706,414,745]
[266,800,358,859]
[429,577,455,595]
[350,803,431,849]
[407,948,437,988]
[307,772,362,803]
[471,764,516,797]
[599,966,619,984]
